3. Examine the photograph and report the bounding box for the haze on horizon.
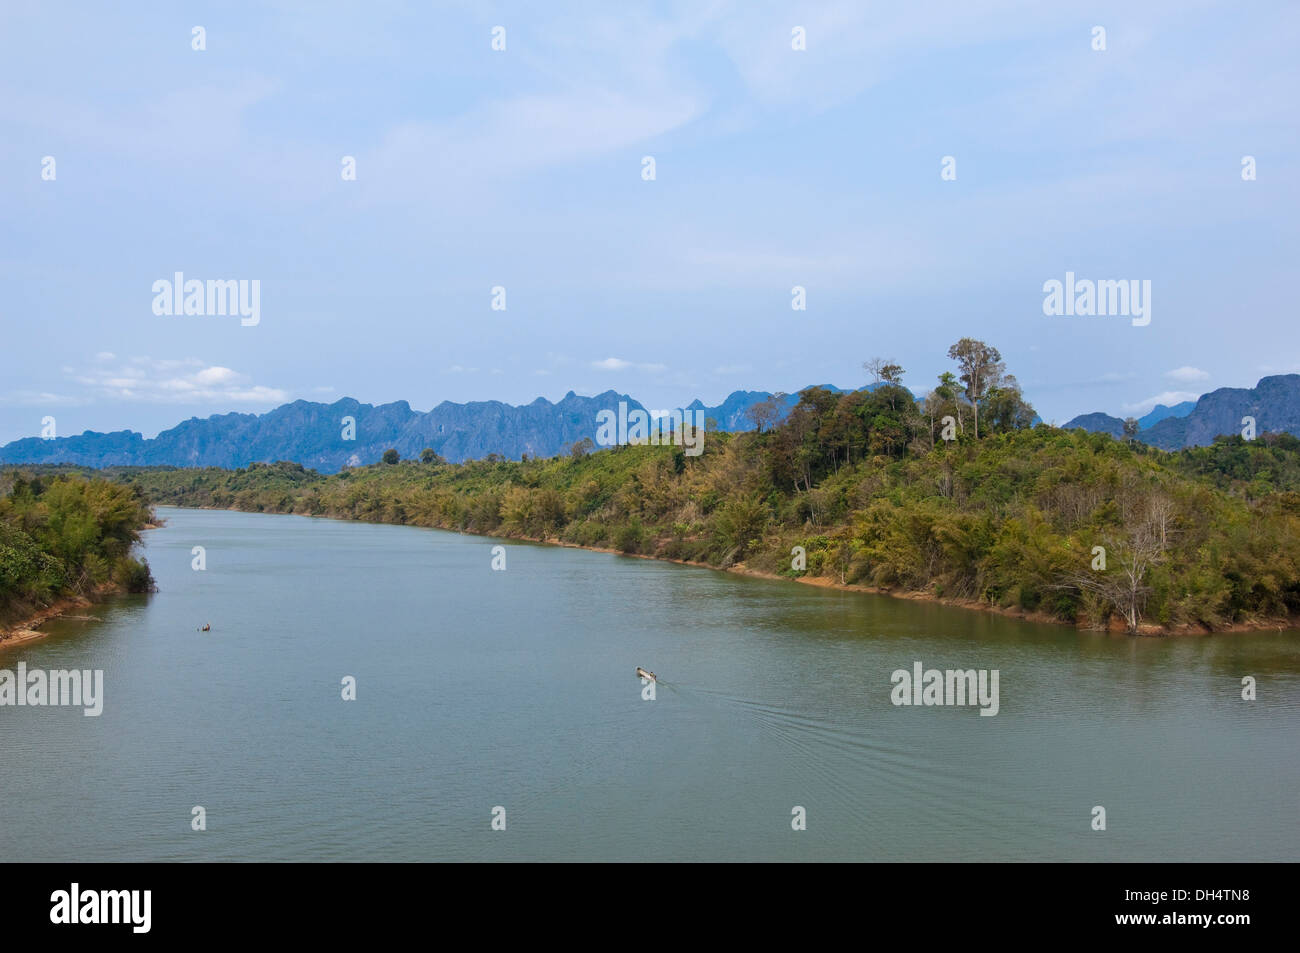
[2,1,1297,444]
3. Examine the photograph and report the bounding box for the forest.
[68,338,1300,635]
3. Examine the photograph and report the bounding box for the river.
[2,507,1296,861]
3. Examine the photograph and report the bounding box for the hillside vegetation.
[87,341,1300,635]
[0,473,155,630]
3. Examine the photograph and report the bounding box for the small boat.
[636,667,656,682]
[199,624,211,632]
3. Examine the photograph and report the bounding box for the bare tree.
[1056,503,1169,634]
[923,390,940,450]
[831,536,855,585]
[865,356,903,387]
[745,392,787,433]
[936,458,954,499]
[1147,493,1177,550]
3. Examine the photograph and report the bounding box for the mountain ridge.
[8,376,1298,471]
[1061,375,1300,448]
[0,387,861,473]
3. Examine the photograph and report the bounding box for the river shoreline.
[0,585,124,651]
[151,504,1297,637]
[542,540,1295,637]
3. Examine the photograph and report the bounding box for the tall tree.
[946,338,1004,439]
[981,375,1037,434]
[745,392,787,433]
[933,371,964,433]
[864,358,903,388]
[879,363,904,410]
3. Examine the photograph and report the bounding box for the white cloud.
[686,248,860,275]
[1165,366,1209,382]
[369,89,700,199]
[361,14,708,205]
[1122,390,1201,414]
[67,357,287,404]
[194,366,238,386]
[0,390,88,408]
[711,0,1064,112]
[591,357,666,373]
[0,76,286,177]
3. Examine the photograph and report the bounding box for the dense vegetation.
[83,340,1300,635]
[0,472,155,629]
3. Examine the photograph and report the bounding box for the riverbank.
[0,472,157,650]
[522,532,1298,637]
[92,420,1300,636]
[0,584,123,651]
[155,502,1298,637]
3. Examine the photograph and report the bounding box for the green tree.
[934,371,964,433]
[982,376,1037,434]
[864,360,906,411]
[382,449,400,465]
[946,338,1005,440]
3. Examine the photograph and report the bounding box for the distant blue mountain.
[15,376,1286,472]
[1063,376,1300,449]
[685,390,799,430]
[1061,412,1124,439]
[0,384,907,473]
[1138,401,1195,429]
[1064,400,1197,437]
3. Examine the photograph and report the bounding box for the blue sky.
[2,0,1298,443]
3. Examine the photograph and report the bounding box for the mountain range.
[0,388,815,473]
[4,376,1297,472]
[1062,375,1300,449]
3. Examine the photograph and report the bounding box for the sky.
[2,0,1298,443]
